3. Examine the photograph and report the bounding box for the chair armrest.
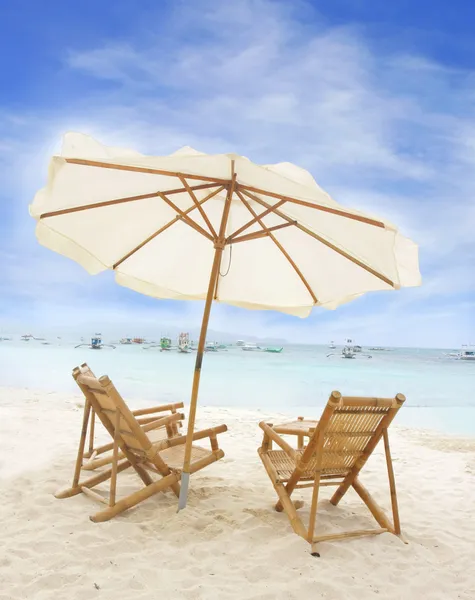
[141,412,184,433]
[152,424,227,451]
[132,402,184,417]
[137,415,183,427]
[259,422,296,459]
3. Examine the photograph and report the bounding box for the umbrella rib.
[241,189,395,288]
[239,184,386,229]
[156,192,214,242]
[226,197,287,241]
[236,190,318,304]
[39,183,220,219]
[179,176,218,239]
[64,158,230,185]
[228,221,297,244]
[113,186,225,269]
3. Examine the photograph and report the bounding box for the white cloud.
[65,16,431,179]
[1,0,474,345]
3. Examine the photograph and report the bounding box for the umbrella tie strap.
[219,244,233,277]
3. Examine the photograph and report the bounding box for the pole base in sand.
[177,472,190,511]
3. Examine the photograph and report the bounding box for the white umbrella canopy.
[30,133,421,508]
[31,133,420,314]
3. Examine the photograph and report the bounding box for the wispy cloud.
[0,0,474,346]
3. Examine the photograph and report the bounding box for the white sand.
[0,387,474,600]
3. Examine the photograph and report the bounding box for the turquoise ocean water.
[1,340,474,436]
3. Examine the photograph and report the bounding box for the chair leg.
[383,429,401,535]
[55,459,132,499]
[90,471,181,522]
[73,399,92,487]
[330,474,354,506]
[171,482,181,497]
[87,409,96,457]
[82,453,122,471]
[82,451,155,484]
[133,464,154,487]
[109,410,121,507]
[352,478,395,533]
[274,483,307,539]
[307,472,322,542]
[311,480,395,556]
[276,430,324,513]
[275,475,298,512]
[259,451,307,538]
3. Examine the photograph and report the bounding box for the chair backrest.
[73,368,155,462]
[300,391,405,478]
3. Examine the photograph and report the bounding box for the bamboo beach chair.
[258,391,406,555]
[74,363,184,471]
[56,369,227,522]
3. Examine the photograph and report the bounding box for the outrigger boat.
[21,334,46,342]
[160,336,172,351]
[460,346,475,361]
[120,337,133,345]
[451,345,475,361]
[341,346,356,359]
[178,332,191,353]
[242,343,260,351]
[443,345,475,361]
[75,334,115,350]
[263,346,283,353]
[346,339,362,352]
[327,345,372,359]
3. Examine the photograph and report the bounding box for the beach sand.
[0,387,474,600]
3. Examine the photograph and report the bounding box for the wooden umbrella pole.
[178,163,236,511]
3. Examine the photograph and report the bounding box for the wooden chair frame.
[56,369,227,522]
[258,391,406,555]
[74,363,184,471]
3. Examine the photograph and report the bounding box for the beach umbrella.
[30,133,421,509]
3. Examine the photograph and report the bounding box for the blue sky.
[0,0,474,347]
